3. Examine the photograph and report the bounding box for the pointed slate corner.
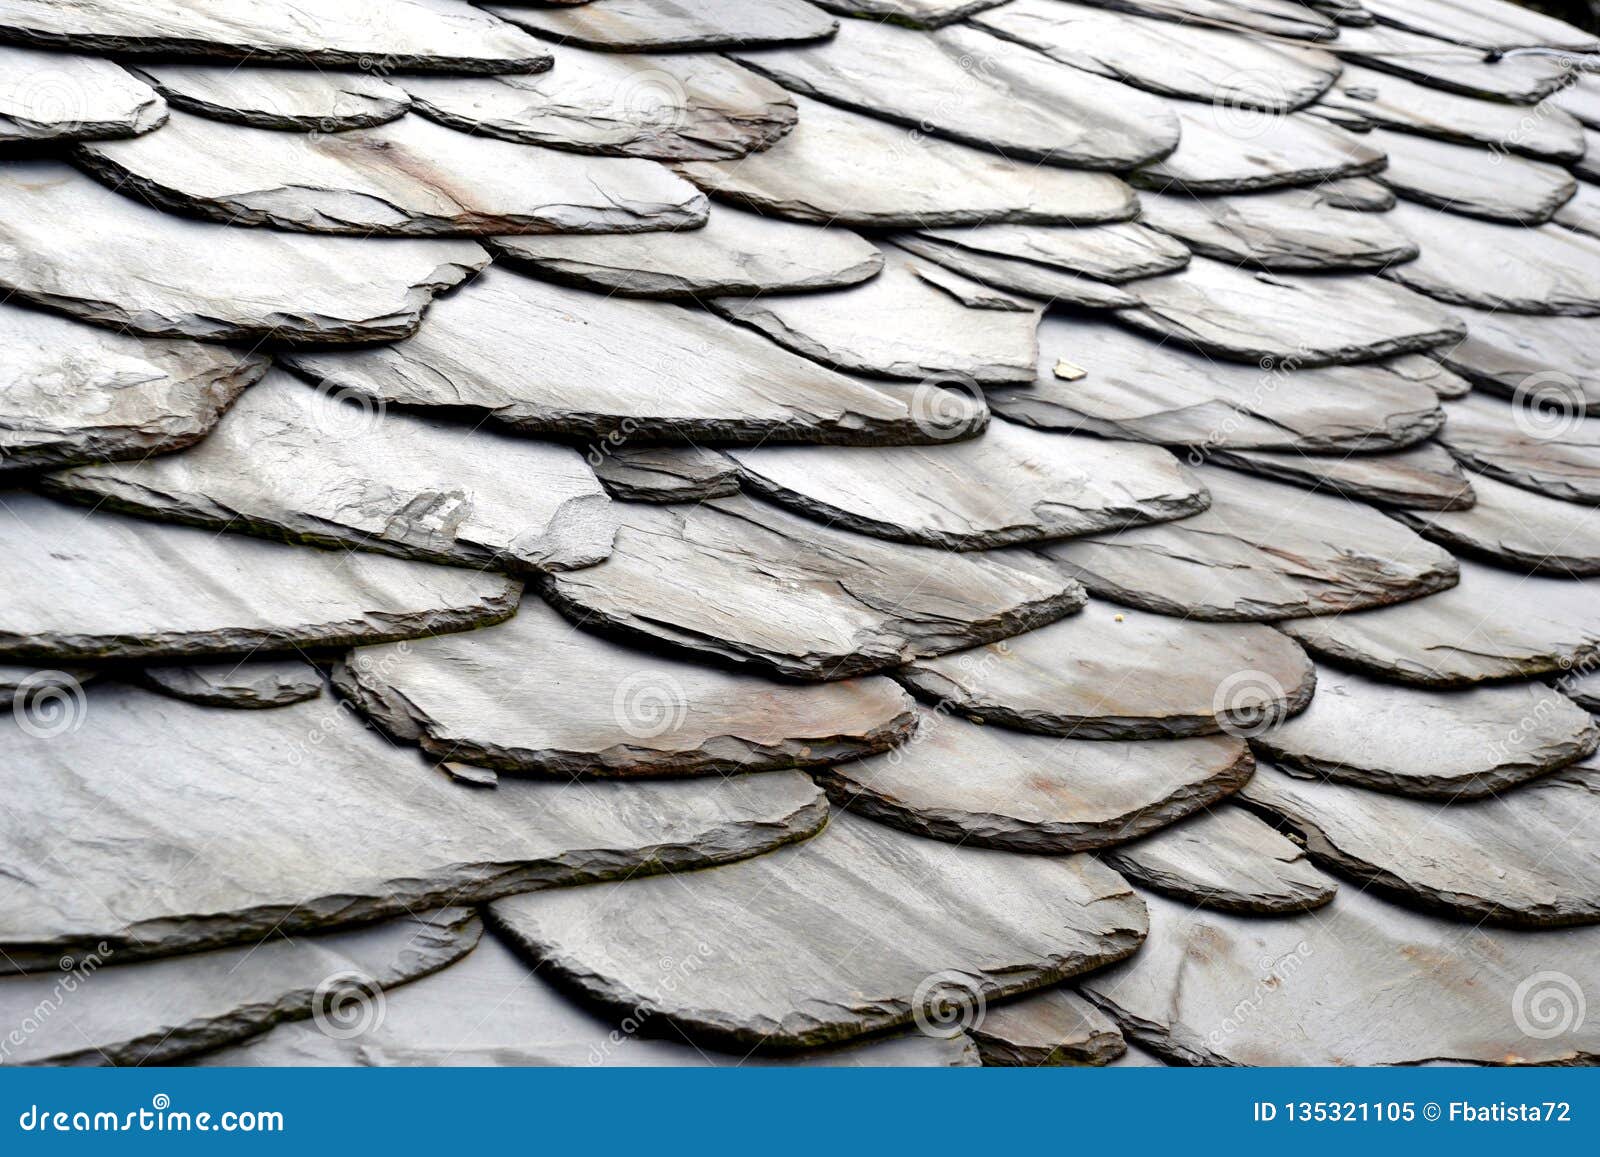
[541,495,1088,679]
[490,810,1148,1050]
[137,657,324,709]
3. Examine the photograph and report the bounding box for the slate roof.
[2,0,1598,1068]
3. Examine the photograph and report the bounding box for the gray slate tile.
[1138,187,1419,270]
[133,63,409,130]
[1438,393,1600,505]
[1370,126,1576,223]
[1130,106,1383,194]
[0,43,164,141]
[590,447,741,502]
[968,988,1126,1066]
[137,657,324,709]
[487,0,838,50]
[1208,442,1475,510]
[1391,468,1600,575]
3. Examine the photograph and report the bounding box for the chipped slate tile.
[1362,0,1599,52]
[1390,469,1600,575]
[1437,392,1600,504]
[490,810,1148,1050]
[0,162,488,344]
[810,0,1007,27]
[1069,0,1337,39]
[0,492,520,662]
[1039,465,1459,620]
[969,989,1127,1067]
[541,494,1087,679]
[887,235,1137,309]
[1369,126,1576,223]
[1435,304,1600,412]
[0,42,164,141]
[1130,106,1383,194]
[0,684,827,970]
[1137,187,1420,270]
[1102,806,1339,914]
[333,597,916,777]
[815,706,1253,852]
[137,657,324,709]
[43,367,618,574]
[1208,442,1475,510]
[1329,21,1572,103]
[486,0,839,51]
[132,63,410,130]
[590,447,741,503]
[912,221,1190,283]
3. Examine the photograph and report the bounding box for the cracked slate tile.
[0,492,520,662]
[0,162,488,344]
[1435,304,1600,413]
[1118,258,1466,367]
[77,109,707,236]
[136,657,324,709]
[1251,666,1599,798]
[0,683,827,971]
[895,603,1314,739]
[1281,557,1600,686]
[404,49,794,161]
[192,929,978,1067]
[911,221,1190,283]
[132,63,409,130]
[969,988,1126,1067]
[1102,805,1338,914]
[1130,106,1383,195]
[1137,187,1419,270]
[590,447,741,503]
[1361,0,1599,52]
[1038,465,1460,621]
[730,21,1179,169]
[1080,884,1600,1065]
[489,809,1148,1050]
[1390,469,1600,576]
[728,422,1206,550]
[0,302,267,476]
[974,0,1340,112]
[990,315,1445,453]
[814,705,1254,852]
[1319,62,1585,162]
[43,367,618,574]
[712,249,1040,384]
[492,205,882,297]
[1207,442,1475,510]
[0,42,164,141]
[887,235,1137,310]
[1382,200,1600,315]
[675,93,1138,227]
[541,494,1087,680]
[486,0,838,50]
[284,268,976,446]
[1368,126,1576,223]
[1242,758,1600,926]
[1437,392,1600,505]
[0,908,480,1066]
[333,596,916,777]
[0,0,551,70]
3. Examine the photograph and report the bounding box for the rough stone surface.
[334,597,916,777]
[729,422,1206,549]
[991,317,1445,452]
[897,605,1314,739]
[492,206,881,297]
[137,657,324,709]
[1040,465,1460,620]
[1081,885,1600,1065]
[975,0,1341,111]
[490,810,1149,1050]
[1437,304,1600,413]
[1102,806,1339,914]
[0,302,267,475]
[1370,127,1576,223]
[78,110,707,236]
[1252,667,1599,798]
[815,706,1253,852]
[914,222,1190,283]
[1282,558,1600,685]
[1071,0,1336,39]
[195,930,979,1067]
[0,492,520,662]
[1392,469,1600,575]
[0,162,489,344]
[677,93,1138,228]
[730,21,1179,169]
[0,909,481,1066]
[1118,258,1467,367]
[1329,21,1571,103]
[1382,200,1600,316]
[0,683,827,970]
[713,250,1041,384]
[133,63,409,130]
[590,447,740,503]
[1208,442,1475,510]
[1242,759,1600,927]
[968,988,1126,1067]
[1437,392,1600,504]
[1362,0,1599,51]
[0,42,164,141]
[1138,188,1419,270]
[887,235,1137,310]
[542,494,1087,679]
[1131,106,1384,195]
[0,0,554,73]
[285,269,974,446]
[43,367,617,574]
[405,49,795,160]
[487,0,838,50]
